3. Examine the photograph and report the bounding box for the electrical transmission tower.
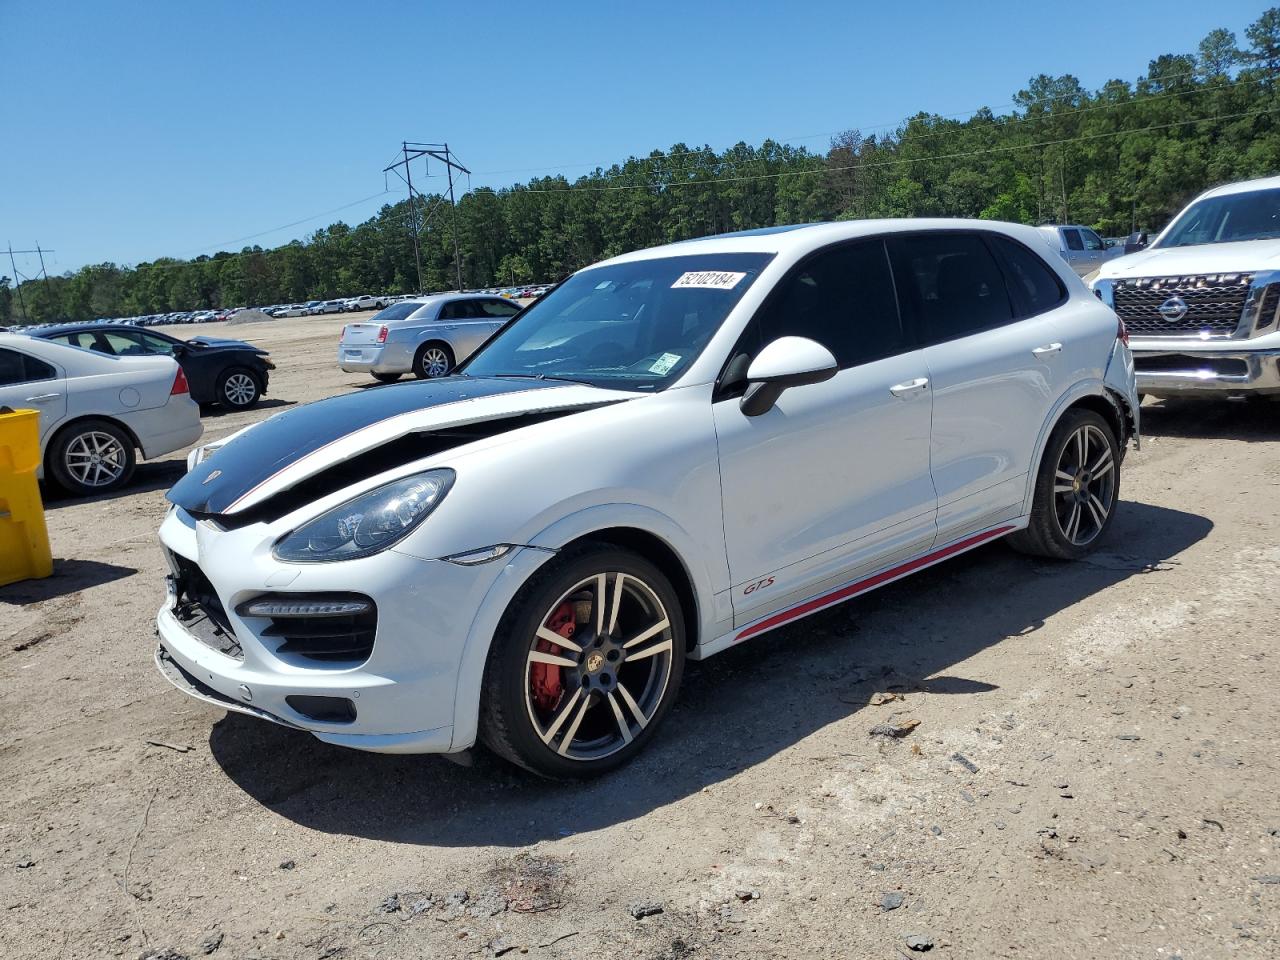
[6,243,56,321]
[383,142,471,293]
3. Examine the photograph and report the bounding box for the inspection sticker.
[671,270,746,290]
[649,352,682,375]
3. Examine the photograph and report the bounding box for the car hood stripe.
[168,377,613,515]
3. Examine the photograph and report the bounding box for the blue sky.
[1,0,1270,273]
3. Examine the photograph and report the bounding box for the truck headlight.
[273,469,454,562]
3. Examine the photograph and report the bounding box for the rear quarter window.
[991,236,1067,319]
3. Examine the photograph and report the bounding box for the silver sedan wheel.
[421,347,451,378]
[1053,423,1116,546]
[223,372,257,406]
[64,431,128,488]
[524,572,675,762]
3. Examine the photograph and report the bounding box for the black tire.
[47,419,136,496]
[480,543,686,779]
[371,372,402,384]
[413,341,454,379]
[1008,408,1120,560]
[217,367,261,409]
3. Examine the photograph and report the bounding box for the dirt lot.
[2,312,1278,959]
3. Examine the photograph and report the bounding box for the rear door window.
[1063,229,1085,251]
[480,299,521,317]
[888,233,1015,344]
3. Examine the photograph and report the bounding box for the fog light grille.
[238,593,376,663]
[286,695,357,723]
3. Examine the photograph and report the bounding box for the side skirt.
[697,521,1022,659]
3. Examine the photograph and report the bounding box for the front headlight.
[273,469,455,563]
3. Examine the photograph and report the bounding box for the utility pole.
[382,141,470,294]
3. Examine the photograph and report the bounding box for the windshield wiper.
[489,373,590,385]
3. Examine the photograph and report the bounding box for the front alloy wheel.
[481,545,685,777]
[218,368,261,409]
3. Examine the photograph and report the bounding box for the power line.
[471,64,1240,180]
[172,189,394,259]
[504,105,1278,195]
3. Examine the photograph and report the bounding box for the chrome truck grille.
[1112,274,1253,338]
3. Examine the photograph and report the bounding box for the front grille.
[170,555,243,660]
[1113,274,1252,338]
[241,593,377,663]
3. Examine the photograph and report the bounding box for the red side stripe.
[734,525,1015,642]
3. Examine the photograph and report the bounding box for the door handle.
[1032,343,1062,358]
[889,378,929,398]
[25,393,60,403]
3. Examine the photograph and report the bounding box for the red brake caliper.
[531,602,575,713]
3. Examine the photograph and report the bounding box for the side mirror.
[740,336,838,417]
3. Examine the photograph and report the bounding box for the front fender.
[527,502,726,633]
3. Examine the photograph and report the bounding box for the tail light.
[170,367,190,395]
[340,325,347,340]
[376,325,389,344]
[1116,316,1130,347]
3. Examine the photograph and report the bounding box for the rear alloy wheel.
[481,545,685,778]
[48,420,136,496]
[218,368,261,409]
[1009,408,1119,559]
[413,342,454,379]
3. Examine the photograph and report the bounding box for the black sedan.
[31,324,274,410]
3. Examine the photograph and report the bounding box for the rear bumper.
[123,397,203,459]
[1133,345,1280,396]
[337,342,412,374]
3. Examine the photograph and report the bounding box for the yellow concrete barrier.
[0,409,53,587]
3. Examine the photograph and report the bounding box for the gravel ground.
[2,312,1278,959]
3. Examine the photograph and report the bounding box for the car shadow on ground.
[41,460,187,509]
[0,558,136,604]
[209,499,1212,847]
[200,398,294,418]
[1141,397,1280,442]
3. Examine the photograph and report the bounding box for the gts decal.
[743,576,775,596]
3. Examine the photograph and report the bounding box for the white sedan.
[156,219,1137,778]
[337,294,522,381]
[0,333,202,496]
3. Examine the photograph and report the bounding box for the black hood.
[168,377,566,515]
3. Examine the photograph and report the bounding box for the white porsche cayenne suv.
[155,220,1138,778]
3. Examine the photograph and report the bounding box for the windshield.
[461,252,773,390]
[1157,188,1280,247]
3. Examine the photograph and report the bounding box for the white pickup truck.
[1092,175,1280,399]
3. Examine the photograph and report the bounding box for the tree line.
[5,10,1280,326]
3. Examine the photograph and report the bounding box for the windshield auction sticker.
[671,271,746,290]
[649,352,682,375]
